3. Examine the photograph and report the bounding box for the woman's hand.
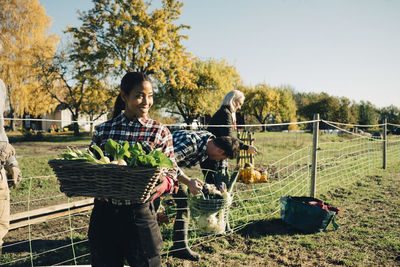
[247,145,258,154]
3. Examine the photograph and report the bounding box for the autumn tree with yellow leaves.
[36,46,114,136]
[66,0,193,89]
[242,84,298,131]
[0,0,58,130]
[155,58,241,123]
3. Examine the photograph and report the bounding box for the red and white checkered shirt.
[91,112,178,205]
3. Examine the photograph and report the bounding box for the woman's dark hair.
[112,72,152,118]
[213,136,240,159]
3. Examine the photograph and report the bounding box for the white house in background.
[41,104,108,132]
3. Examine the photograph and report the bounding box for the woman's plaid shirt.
[91,112,178,205]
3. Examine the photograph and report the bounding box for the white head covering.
[0,78,8,142]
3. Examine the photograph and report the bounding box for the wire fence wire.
[1,118,400,266]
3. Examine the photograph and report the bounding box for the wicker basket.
[48,159,167,203]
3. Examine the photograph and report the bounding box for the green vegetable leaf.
[137,155,157,167]
[129,142,145,157]
[91,144,107,163]
[83,152,100,163]
[105,139,119,160]
[60,152,75,160]
[117,140,131,160]
[149,150,173,168]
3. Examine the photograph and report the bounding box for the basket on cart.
[48,159,166,203]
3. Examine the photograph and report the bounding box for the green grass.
[164,162,400,266]
[8,131,92,144]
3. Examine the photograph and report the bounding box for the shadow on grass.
[237,218,307,238]
[2,239,90,266]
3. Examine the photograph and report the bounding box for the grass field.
[1,130,399,266]
[164,161,400,267]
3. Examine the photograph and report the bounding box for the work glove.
[7,166,22,188]
[0,143,22,187]
[149,176,176,202]
[0,142,15,163]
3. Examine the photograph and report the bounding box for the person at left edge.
[0,78,22,256]
[89,72,178,267]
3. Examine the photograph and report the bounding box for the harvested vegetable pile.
[60,139,173,168]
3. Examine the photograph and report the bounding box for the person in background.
[168,130,240,261]
[0,78,22,255]
[201,90,257,183]
[89,72,178,267]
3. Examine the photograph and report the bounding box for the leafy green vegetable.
[91,144,107,162]
[138,155,157,167]
[149,150,174,168]
[105,139,131,161]
[129,142,145,157]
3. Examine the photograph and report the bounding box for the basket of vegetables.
[189,171,238,234]
[48,139,173,203]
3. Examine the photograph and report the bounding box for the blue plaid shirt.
[91,112,178,205]
[172,130,227,177]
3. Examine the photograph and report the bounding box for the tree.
[155,58,241,123]
[241,84,299,131]
[299,93,339,122]
[275,87,298,129]
[294,92,367,130]
[66,0,193,87]
[0,0,58,130]
[242,84,281,131]
[36,46,114,136]
[337,97,357,124]
[358,101,379,126]
[378,105,400,125]
[80,79,116,133]
[293,92,319,122]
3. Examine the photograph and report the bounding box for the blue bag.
[280,196,340,233]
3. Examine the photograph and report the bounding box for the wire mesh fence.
[1,117,400,266]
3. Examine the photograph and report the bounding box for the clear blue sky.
[39,0,400,108]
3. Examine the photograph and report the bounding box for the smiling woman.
[88,71,179,266]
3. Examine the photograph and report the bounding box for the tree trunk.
[11,112,16,132]
[260,125,264,132]
[72,113,80,136]
[73,122,80,136]
[8,105,17,132]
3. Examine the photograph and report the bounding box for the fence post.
[383,118,387,169]
[310,114,320,198]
